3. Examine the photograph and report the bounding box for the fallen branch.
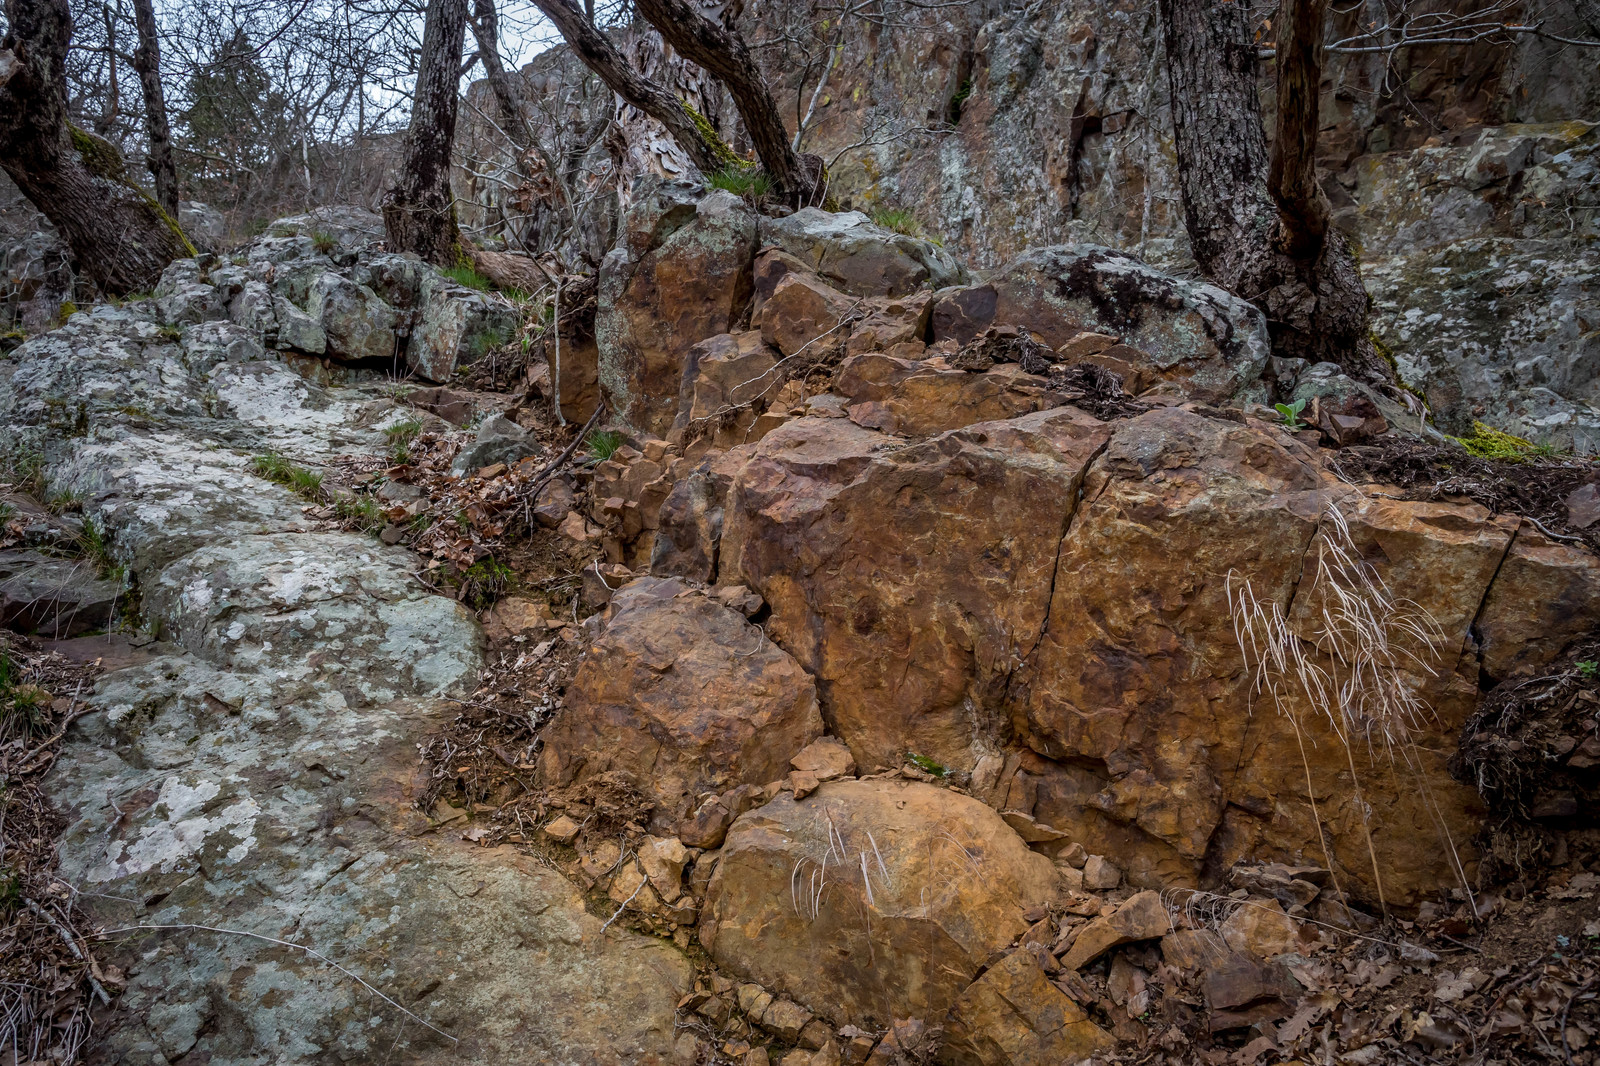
[24,899,110,1006]
[518,401,605,531]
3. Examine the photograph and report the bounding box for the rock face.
[3,289,692,1063]
[835,354,1062,436]
[597,183,759,436]
[702,779,1060,1027]
[0,550,122,637]
[539,576,824,826]
[722,407,1110,773]
[929,246,1270,403]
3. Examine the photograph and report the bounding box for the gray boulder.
[760,207,968,297]
[450,413,543,475]
[410,271,519,382]
[308,272,397,362]
[0,549,121,638]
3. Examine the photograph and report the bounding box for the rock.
[759,207,967,297]
[1567,483,1600,530]
[265,205,385,250]
[701,778,1059,1027]
[532,478,577,528]
[486,596,555,639]
[1475,528,1600,681]
[721,407,1109,772]
[543,814,581,844]
[307,271,396,362]
[1059,891,1172,971]
[411,270,520,382]
[273,296,328,354]
[1220,899,1302,959]
[791,737,856,781]
[762,998,815,1042]
[672,331,782,447]
[598,182,759,436]
[1081,855,1120,891]
[1227,862,1324,910]
[178,201,227,251]
[558,510,595,543]
[835,354,1061,437]
[451,414,544,475]
[650,446,753,583]
[943,949,1114,1066]
[756,267,857,366]
[639,835,690,902]
[1200,953,1302,1014]
[679,795,736,849]
[1160,928,1231,972]
[539,577,822,827]
[930,245,1270,403]
[0,549,122,638]
[407,385,475,425]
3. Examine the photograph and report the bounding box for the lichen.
[680,102,743,172]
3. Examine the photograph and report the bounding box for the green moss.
[67,124,197,259]
[680,102,743,171]
[1450,421,1554,462]
[442,264,490,291]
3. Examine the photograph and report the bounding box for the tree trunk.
[468,0,527,136]
[0,0,192,296]
[527,0,730,177]
[633,0,823,203]
[130,0,178,217]
[383,0,468,265]
[1158,0,1389,383]
[1571,0,1600,38]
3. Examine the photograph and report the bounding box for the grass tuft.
[383,417,425,464]
[442,264,491,291]
[870,208,924,238]
[310,230,339,255]
[336,494,384,533]
[584,429,626,462]
[708,166,772,199]
[251,452,325,500]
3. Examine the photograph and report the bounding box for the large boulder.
[410,271,520,382]
[943,950,1115,1066]
[701,778,1059,1028]
[538,576,823,827]
[930,245,1270,403]
[308,272,397,362]
[597,182,759,436]
[721,406,1110,773]
[759,208,968,297]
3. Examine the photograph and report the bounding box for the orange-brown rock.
[835,353,1062,437]
[538,577,823,827]
[720,407,1111,772]
[1475,526,1600,681]
[651,446,756,583]
[942,949,1114,1066]
[757,269,858,366]
[598,184,758,436]
[671,331,783,448]
[700,779,1059,1028]
[1058,890,1172,971]
[929,246,1269,403]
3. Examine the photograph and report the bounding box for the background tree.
[1159,0,1388,382]
[383,0,469,262]
[0,0,192,294]
[129,0,176,215]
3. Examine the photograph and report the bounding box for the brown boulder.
[671,331,783,447]
[757,269,858,366]
[538,576,823,826]
[598,184,758,436]
[721,407,1110,772]
[1058,890,1172,971]
[650,445,756,583]
[1474,526,1600,681]
[942,950,1114,1066]
[929,246,1269,403]
[701,778,1059,1028]
[835,354,1062,437]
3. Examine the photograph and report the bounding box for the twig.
[519,402,605,531]
[24,899,111,1006]
[1527,515,1584,543]
[95,923,456,1042]
[600,876,646,936]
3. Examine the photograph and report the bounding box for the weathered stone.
[539,577,822,827]
[543,814,581,844]
[650,446,754,583]
[308,271,396,362]
[0,549,122,638]
[640,835,690,902]
[943,949,1114,1066]
[721,406,1109,772]
[451,414,544,475]
[411,271,520,382]
[598,183,759,436]
[835,354,1061,436]
[1160,928,1231,972]
[672,330,783,446]
[757,268,857,366]
[1081,855,1120,891]
[1059,891,1172,971]
[759,207,967,297]
[1475,527,1600,681]
[930,246,1269,403]
[791,737,856,781]
[1219,899,1302,959]
[702,778,1059,1028]
[532,478,577,528]
[273,296,327,354]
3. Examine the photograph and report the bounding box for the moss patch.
[681,102,743,171]
[67,124,197,258]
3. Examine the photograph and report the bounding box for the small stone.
[761,999,814,1043]
[788,769,820,799]
[477,462,507,479]
[1082,854,1121,890]
[791,736,856,781]
[1059,842,1087,868]
[679,797,735,849]
[1567,483,1600,529]
[533,479,577,528]
[378,523,405,545]
[542,814,580,845]
[639,836,690,902]
[737,983,774,1021]
[558,510,591,542]
[798,1019,833,1051]
[839,1027,877,1065]
[745,1047,771,1066]
[807,1039,841,1066]
[1060,890,1171,970]
[780,1051,813,1066]
[1057,864,1085,893]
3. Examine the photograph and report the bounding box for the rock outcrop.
[701,778,1061,1027]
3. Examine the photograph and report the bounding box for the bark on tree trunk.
[1571,0,1600,38]
[383,0,468,265]
[1159,0,1389,384]
[130,0,178,218]
[527,0,731,177]
[0,0,192,296]
[633,0,823,203]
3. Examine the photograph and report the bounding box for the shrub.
[310,230,339,255]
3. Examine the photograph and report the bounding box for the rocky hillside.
[4,181,1600,1064]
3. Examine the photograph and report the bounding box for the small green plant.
[0,866,21,913]
[468,325,511,361]
[870,208,923,238]
[250,452,325,500]
[157,325,183,342]
[948,76,974,122]
[455,556,514,609]
[0,441,46,497]
[383,417,425,464]
[1578,660,1597,680]
[1274,398,1309,430]
[442,264,491,291]
[0,502,14,527]
[79,516,124,580]
[335,494,384,533]
[906,752,950,778]
[708,165,772,199]
[310,230,339,255]
[584,429,626,462]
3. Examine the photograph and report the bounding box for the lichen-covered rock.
[701,778,1059,1028]
[930,245,1269,403]
[0,549,122,637]
[758,207,967,297]
[410,270,520,382]
[721,407,1110,772]
[538,576,823,827]
[598,182,759,435]
[308,271,396,362]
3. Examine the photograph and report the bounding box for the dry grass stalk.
[1227,501,1471,917]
